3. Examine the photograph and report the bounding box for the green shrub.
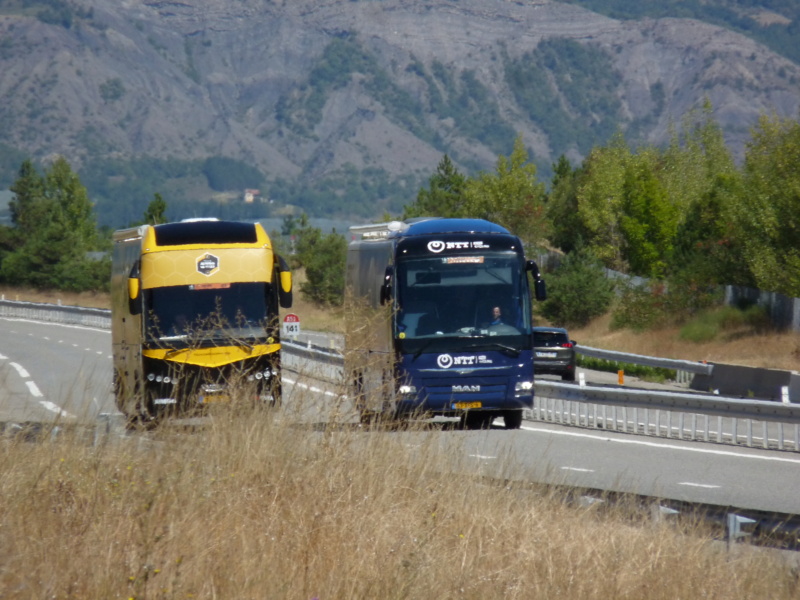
[679,318,719,343]
[541,247,615,328]
[679,304,772,343]
[576,354,675,383]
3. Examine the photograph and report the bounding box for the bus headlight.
[515,381,533,391]
[398,385,416,395]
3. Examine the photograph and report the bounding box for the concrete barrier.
[691,363,799,402]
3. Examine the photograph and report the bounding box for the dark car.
[533,326,577,381]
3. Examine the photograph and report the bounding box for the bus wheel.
[462,411,492,430]
[503,410,523,430]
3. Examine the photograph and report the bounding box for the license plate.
[201,394,230,404]
[536,352,557,358]
[453,401,482,410]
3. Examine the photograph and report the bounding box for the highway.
[0,317,114,423]
[2,316,799,516]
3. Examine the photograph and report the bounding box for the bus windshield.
[143,281,276,347]
[394,251,531,349]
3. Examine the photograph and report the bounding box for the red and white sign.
[282,313,301,336]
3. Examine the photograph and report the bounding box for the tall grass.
[1,392,797,598]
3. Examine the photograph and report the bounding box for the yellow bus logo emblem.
[197,253,219,276]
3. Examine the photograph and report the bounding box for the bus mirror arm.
[379,266,393,305]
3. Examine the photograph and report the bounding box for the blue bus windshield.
[395,252,530,344]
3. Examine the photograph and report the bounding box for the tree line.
[0,105,797,330]
[403,104,799,328]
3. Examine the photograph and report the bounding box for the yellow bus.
[111,218,292,423]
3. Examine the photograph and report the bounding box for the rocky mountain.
[0,0,798,221]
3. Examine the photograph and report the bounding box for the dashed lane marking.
[678,482,721,489]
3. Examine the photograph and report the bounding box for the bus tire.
[462,411,492,430]
[503,410,523,430]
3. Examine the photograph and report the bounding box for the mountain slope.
[0,0,798,222]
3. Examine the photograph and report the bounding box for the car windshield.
[533,331,570,347]
[394,251,531,353]
[143,281,275,347]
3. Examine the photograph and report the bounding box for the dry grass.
[0,285,111,310]
[569,313,800,371]
[1,395,798,599]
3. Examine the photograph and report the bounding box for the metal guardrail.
[576,345,714,376]
[531,380,800,452]
[0,299,111,329]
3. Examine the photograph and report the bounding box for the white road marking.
[25,381,43,397]
[10,362,30,378]
[469,454,497,460]
[40,400,75,419]
[561,467,595,473]
[678,482,721,489]
[283,376,343,399]
[521,424,800,464]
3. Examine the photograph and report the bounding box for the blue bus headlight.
[398,385,416,395]
[515,381,533,391]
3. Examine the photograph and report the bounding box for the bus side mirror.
[526,260,547,302]
[534,278,547,302]
[128,262,142,315]
[379,266,393,305]
[276,255,293,309]
[127,277,140,301]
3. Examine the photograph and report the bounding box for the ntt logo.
[437,354,454,369]
[428,240,446,253]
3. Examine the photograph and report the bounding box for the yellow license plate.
[201,395,230,404]
[454,401,482,410]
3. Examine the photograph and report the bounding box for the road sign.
[282,313,300,336]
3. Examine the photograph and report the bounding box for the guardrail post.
[727,513,757,550]
[651,504,679,524]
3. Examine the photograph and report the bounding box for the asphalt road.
[0,317,115,422]
[3,317,799,515]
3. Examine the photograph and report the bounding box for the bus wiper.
[158,334,188,342]
[463,342,520,357]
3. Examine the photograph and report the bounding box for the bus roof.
[349,218,512,241]
[402,218,511,237]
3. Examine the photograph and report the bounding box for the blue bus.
[345,218,546,429]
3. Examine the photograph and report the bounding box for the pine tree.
[403,154,467,219]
